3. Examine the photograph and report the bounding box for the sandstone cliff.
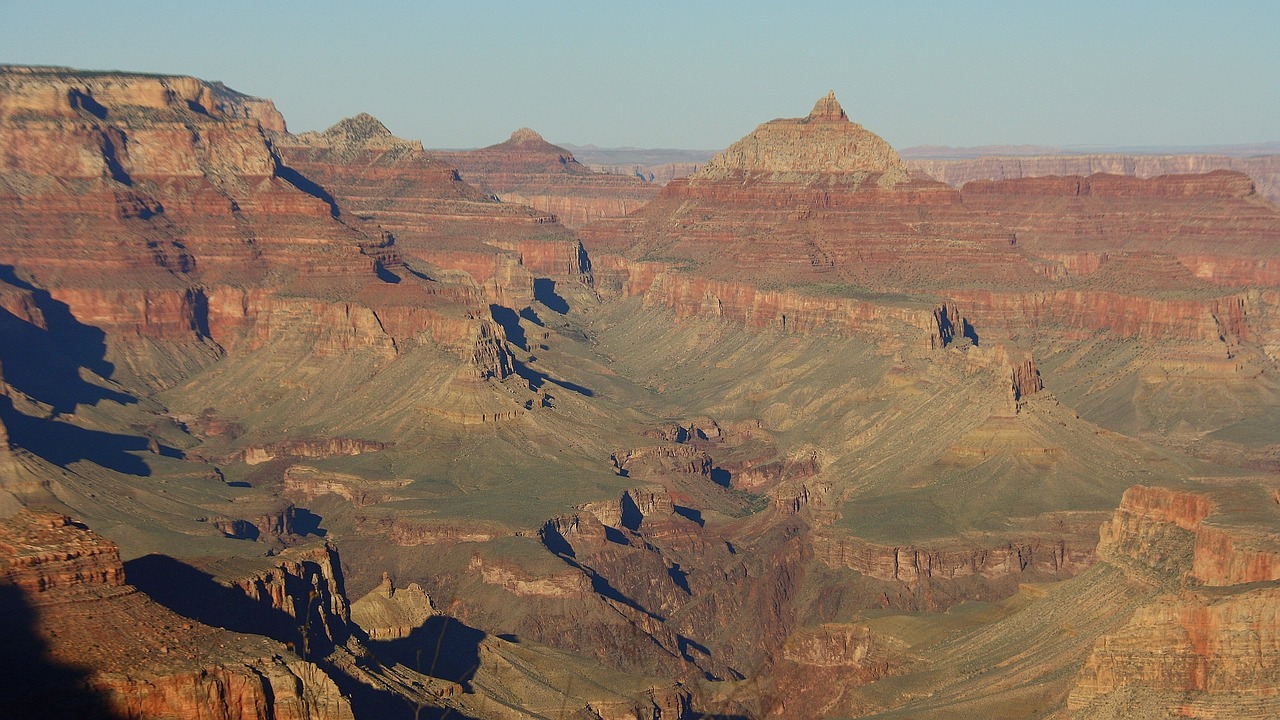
[1067,483,1280,718]
[0,509,353,719]
[277,115,592,304]
[0,65,509,388]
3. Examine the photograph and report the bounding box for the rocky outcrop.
[232,437,390,465]
[1068,588,1280,719]
[1069,483,1280,717]
[612,444,715,479]
[349,572,436,641]
[1011,356,1044,402]
[437,128,660,229]
[814,532,1093,609]
[469,553,592,598]
[283,465,411,507]
[207,499,304,543]
[697,91,908,181]
[0,510,353,719]
[220,544,353,658]
[0,509,127,593]
[1097,484,1280,586]
[758,623,909,718]
[277,115,591,304]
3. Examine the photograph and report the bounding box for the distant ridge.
[904,141,1280,159]
[560,144,716,167]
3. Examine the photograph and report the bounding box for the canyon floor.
[1,67,1278,720]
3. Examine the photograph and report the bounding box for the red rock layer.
[276,116,591,302]
[0,509,353,719]
[0,67,515,383]
[1070,483,1280,717]
[436,128,659,229]
[1098,483,1280,587]
[960,171,1280,288]
[1069,588,1280,718]
[581,94,1056,302]
[582,94,1280,350]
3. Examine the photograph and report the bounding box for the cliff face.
[582,94,1280,357]
[277,117,591,304]
[0,65,521,390]
[0,510,353,719]
[436,128,660,229]
[1068,483,1280,718]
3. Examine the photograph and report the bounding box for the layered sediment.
[0,510,353,719]
[437,128,659,229]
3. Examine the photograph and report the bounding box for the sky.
[2,1,1277,151]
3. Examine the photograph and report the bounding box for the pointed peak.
[325,112,394,142]
[808,90,847,122]
[508,127,547,144]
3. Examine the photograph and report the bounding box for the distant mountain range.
[899,141,1280,159]
[555,141,1280,166]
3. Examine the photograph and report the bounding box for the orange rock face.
[436,128,659,229]
[1069,588,1280,717]
[0,510,353,719]
[1071,483,1280,717]
[0,66,529,405]
[276,115,594,322]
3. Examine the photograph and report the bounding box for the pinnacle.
[808,90,847,121]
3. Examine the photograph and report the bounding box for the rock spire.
[695,91,907,179]
[808,90,848,121]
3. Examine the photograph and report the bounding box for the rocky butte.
[435,127,660,229]
[1,68,1279,719]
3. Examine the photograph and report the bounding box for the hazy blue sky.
[3,1,1276,150]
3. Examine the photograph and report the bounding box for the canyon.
[0,65,1278,719]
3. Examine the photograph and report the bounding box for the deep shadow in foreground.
[512,358,595,397]
[0,584,125,719]
[367,616,484,691]
[126,554,475,719]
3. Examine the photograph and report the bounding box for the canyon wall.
[0,509,353,719]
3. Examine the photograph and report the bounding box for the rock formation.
[1067,483,1280,718]
[0,509,354,719]
[698,90,908,180]
[436,128,660,229]
[277,115,592,302]
[4,68,1280,720]
[349,572,436,641]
